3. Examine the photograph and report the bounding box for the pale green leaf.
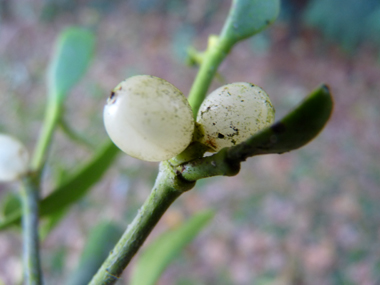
[48,27,95,102]
[220,0,280,47]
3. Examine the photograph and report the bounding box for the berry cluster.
[103,75,275,161]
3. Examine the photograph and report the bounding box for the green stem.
[178,148,241,181]
[31,99,61,173]
[21,177,43,285]
[89,162,195,285]
[187,36,231,118]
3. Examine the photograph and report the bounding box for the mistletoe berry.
[103,75,194,162]
[196,82,275,151]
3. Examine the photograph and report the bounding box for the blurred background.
[0,0,380,284]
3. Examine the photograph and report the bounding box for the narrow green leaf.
[48,27,95,102]
[66,221,123,285]
[228,85,333,159]
[0,141,119,230]
[130,210,214,285]
[220,0,280,47]
[40,142,118,216]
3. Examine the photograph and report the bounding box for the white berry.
[103,75,194,162]
[0,134,29,182]
[196,82,275,151]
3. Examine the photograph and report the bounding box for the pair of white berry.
[104,75,275,162]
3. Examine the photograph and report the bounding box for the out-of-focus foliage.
[282,0,380,52]
[0,142,119,230]
[130,211,214,285]
[66,221,123,285]
[303,0,380,51]
[40,0,124,20]
[1,192,20,221]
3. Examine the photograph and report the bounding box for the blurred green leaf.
[48,27,95,103]
[367,6,380,45]
[220,0,280,48]
[0,141,119,230]
[228,84,333,158]
[47,246,67,276]
[40,208,67,240]
[66,221,123,285]
[130,210,214,285]
[1,192,21,219]
[303,0,380,52]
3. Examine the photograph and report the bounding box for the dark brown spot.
[271,122,286,134]
[231,126,239,132]
[218,133,225,139]
[107,91,117,104]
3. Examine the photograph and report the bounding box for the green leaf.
[220,0,280,48]
[228,84,333,159]
[48,27,95,103]
[0,141,119,230]
[1,192,21,219]
[39,208,67,240]
[130,210,214,285]
[66,221,123,285]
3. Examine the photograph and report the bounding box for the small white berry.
[196,82,275,151]
[103,75,194,162]
[0,134,29,182]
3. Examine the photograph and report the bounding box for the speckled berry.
[196,82,275,151]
